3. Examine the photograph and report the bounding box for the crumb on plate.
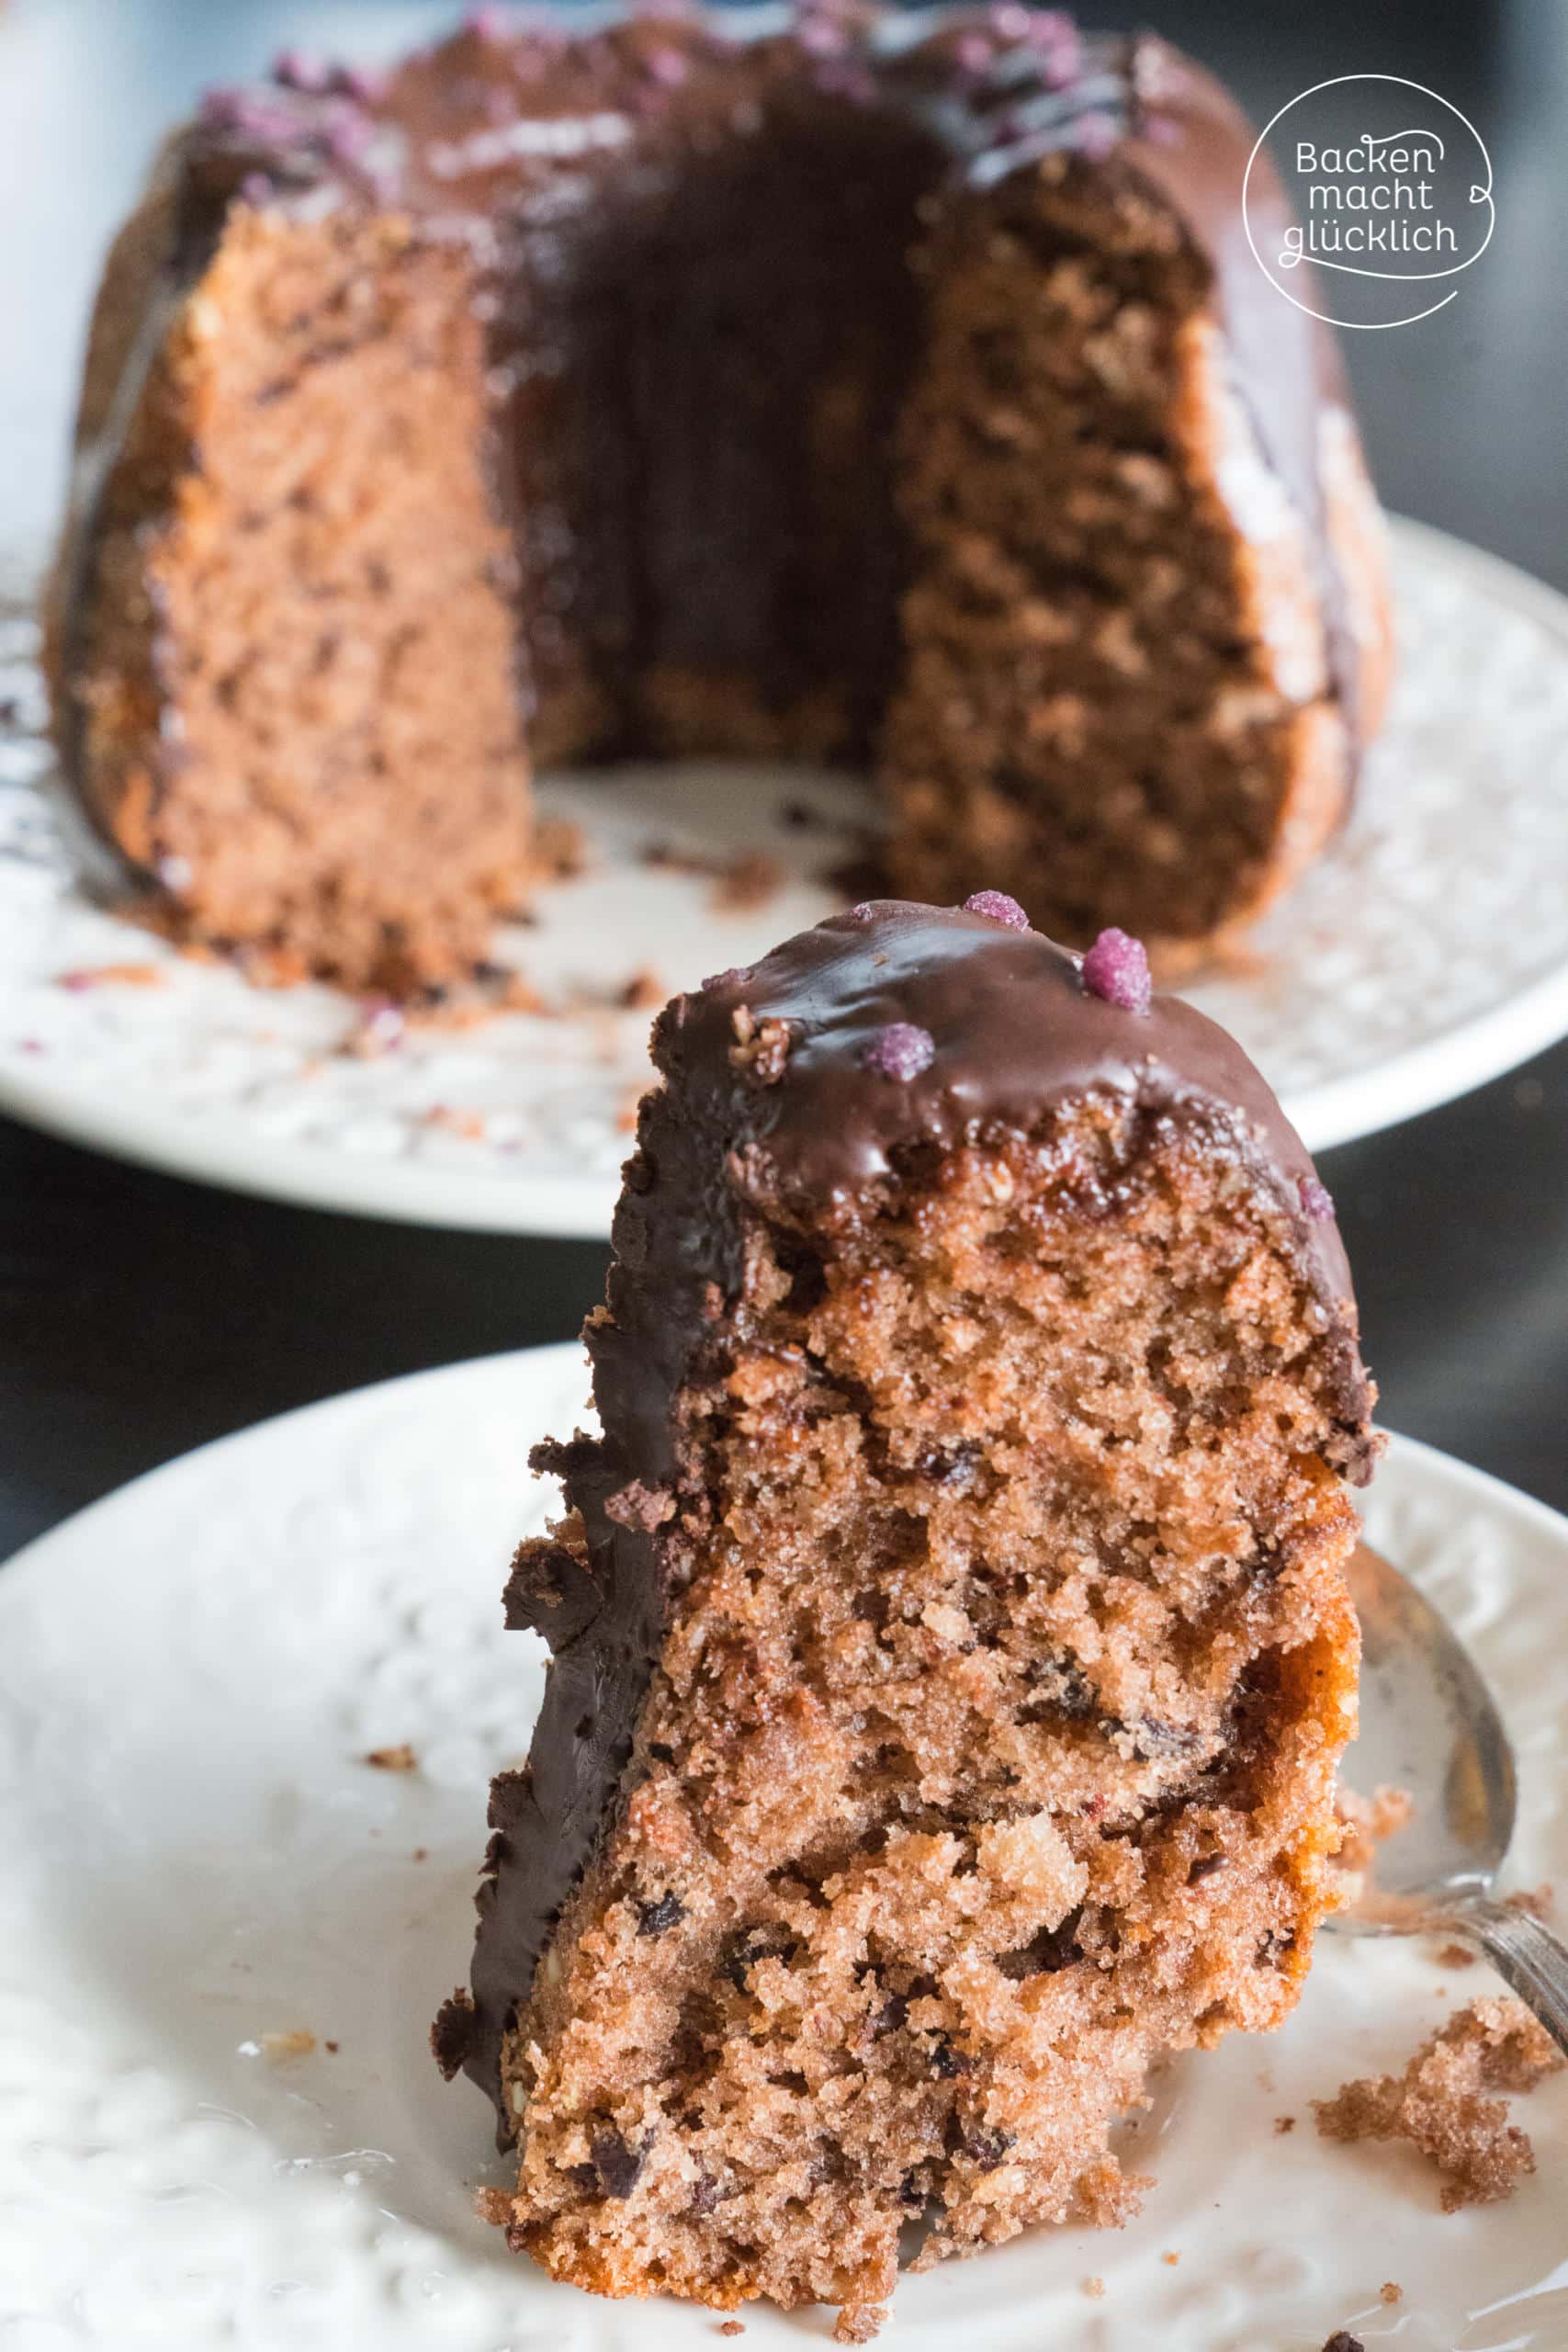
[1313,1996,1564,2211]
[261,2029,316,2062]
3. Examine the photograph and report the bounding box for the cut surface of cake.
[50,7,1391,992]
[434,895,1377,2335]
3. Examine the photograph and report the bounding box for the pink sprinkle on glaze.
[274,48,332,92]
[324,108,375,162]
[987,1,1033,39]
[337,64,389,105]
[863,1023,935,1081]
[1299,1176,1336,1222]
[953,30,995,73]
[465,5,510,41]
[963,889,1029,931]
[201,85,300,142]
[1031,15,1082,88]
[645,43,690,84]
[1073,110,1117,159]
[1080,927,1151,1014]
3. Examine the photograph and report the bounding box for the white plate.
[4,516,1568,1236]
[0,1342,1563,2350]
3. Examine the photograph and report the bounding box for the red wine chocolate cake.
[434,895,1377,2336]
[49,6,1391,994]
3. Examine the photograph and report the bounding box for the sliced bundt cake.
[434,896,1376,2335]
[50,7,1390,992]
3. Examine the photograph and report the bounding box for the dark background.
[1,0,1564,1560]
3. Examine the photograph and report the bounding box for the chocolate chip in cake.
[952,2123,1015,2171]
[722,1926,796,1991]
[589,2129,645,2199]
[637,1890,687,1938]
[927,2034,971,2079]
[913,1438,982,1488]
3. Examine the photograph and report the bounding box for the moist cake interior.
[435,900,1374,2335]
[52,13,1389,990]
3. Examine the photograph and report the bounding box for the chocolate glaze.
[56,6,1373,876]
[441,899,1376,2127]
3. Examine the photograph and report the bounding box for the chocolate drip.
[446,899,1374,2126]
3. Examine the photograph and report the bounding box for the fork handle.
[1435,1894,1568,2057]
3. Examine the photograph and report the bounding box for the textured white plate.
[0,1343,1564,2351]
[4,516,1568,1235]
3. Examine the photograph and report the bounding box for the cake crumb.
[1314,1996,1564,2210]
[618,967,668,1011]
[832,2305,884,2344]
[412,1847,428,1862]
[1380,2280,1403,2304]
[423,1103,489,1141]
[718,2324,746,2340]
[324,2039,340,2053]
[261,2029,315,2062]
[1433,1940,1475,1970]
[711,850,783,913]
[1507,1882,1555,1919]
[1274,2114,1296,2134]
[1160,2249,1180,2266]
[531,815,588,881]
[1083,2276,1106,2299]
[1334,1782,1414,1877]
[58,961,167,990]
[366,1743,418,1772]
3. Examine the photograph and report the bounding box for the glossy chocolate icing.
[439,899,1375,2126]
[57,5,1371,861]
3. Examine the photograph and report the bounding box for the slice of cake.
[49,6,1391,992]
[434,896,1376,2335]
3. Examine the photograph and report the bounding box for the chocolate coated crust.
[439,900,1375,2124]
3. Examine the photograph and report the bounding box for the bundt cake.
[48,6,1392,996]
[434,895,1378,2336]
